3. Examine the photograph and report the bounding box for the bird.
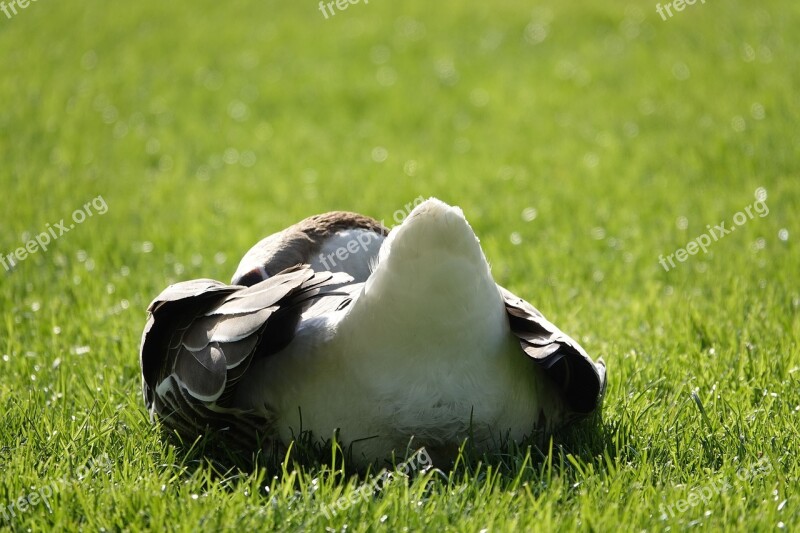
[139,198,606,469]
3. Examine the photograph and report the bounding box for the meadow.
[1,0,798,530]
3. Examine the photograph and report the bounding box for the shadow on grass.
[149,406,624,501]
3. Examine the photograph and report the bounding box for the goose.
[140,198,606,468]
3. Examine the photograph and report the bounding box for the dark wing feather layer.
[139,265,352,448]
[500,286,607,414]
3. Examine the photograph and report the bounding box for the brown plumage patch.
[232,212,388,286]
[295,211,389,240]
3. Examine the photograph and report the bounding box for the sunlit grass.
[1,0,798,530]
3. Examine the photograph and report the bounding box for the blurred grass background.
[1,0,798,530]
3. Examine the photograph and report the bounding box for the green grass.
[1,0,799,530]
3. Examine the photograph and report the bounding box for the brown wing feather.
[140,265,353,448]
[500,286,607,414]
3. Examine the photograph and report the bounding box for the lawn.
[1,0,798,530]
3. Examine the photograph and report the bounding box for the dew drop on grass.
[742,43,756,62]
[470,89,489,107]
[370,45,391,65]
[223,148,239,165]
[371,147,388,163]
[497,166,514,180]
[454,138,471,153]
[158,155,173,172]
[523,22,548,45]
[145,138,160,155]
[228,100,248,121]
[376,66,397,87]
[672,62,690,80]
[240,151,256,167]
[583,152,599,168]
[81,50,98,70]
[113,122,129,139]
[623,122,639,138]
[620,18,640,40]
[521,207,537,221]
[434,58,459,85]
